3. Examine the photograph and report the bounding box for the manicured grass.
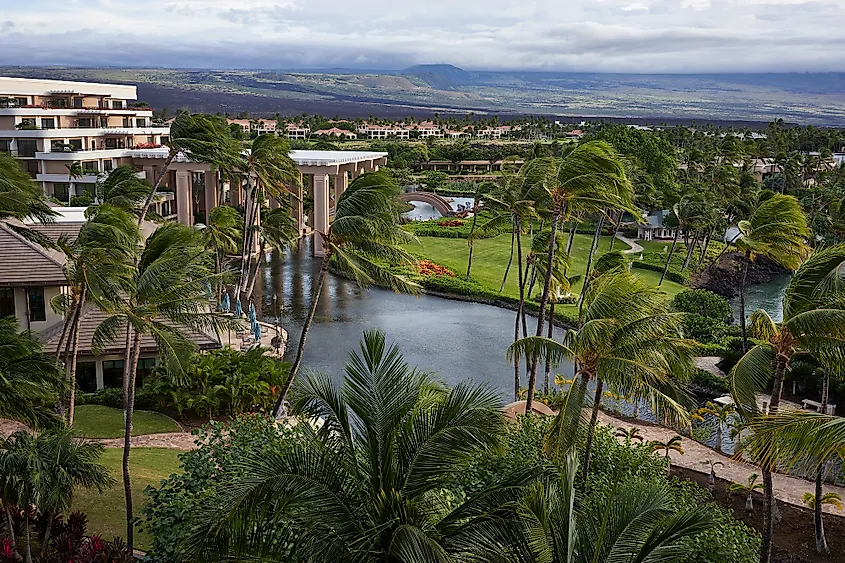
[73,405,180,439]
[72,447,182,551]
[406,232,686,312]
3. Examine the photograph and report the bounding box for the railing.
[0,104,153,111]
[10,124,166,131]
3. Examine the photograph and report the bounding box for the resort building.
[357,123,410,140]
[475,125,516,139]
[636,209,678,241]
[408,121,443,138]
[283,123,310,139]
[313,127,358,139]
[0,76,169,204]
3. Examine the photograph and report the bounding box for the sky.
[1,0,844,73]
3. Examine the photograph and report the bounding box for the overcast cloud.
[1,0,844,72]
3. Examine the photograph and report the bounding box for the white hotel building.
[0,76,170,203]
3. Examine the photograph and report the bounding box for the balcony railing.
[7,123,167,131]
[0,103,153,111]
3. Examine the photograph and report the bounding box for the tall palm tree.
[729,243,845,563]
[0,317,65,428]
[464,181,492,281]
[138,113,241,225]
[51,205,138,425]
[89,164,155,217]
[732,192,810,352]
[508,270,695,482]
[198,205,242,301]
[181,330,510,562]
[244,206,298,298]
[519,142,633,413]
[696,401,736,454]
[91,221,239,551]
[450,452,714,563]
[272,171,419,416]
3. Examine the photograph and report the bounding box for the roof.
[127,148,387,167]
[314,127,357,136]
[0,224,66,287]
[29,222,85,242]
[43,307,220,357]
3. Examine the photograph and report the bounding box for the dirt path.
[94,432,198,450]
[598,410,845,513]
[614,234,644,255]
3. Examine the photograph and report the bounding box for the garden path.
[597,410,845,513]
[614,234,643,255]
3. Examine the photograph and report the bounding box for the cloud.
[1,0,843,72]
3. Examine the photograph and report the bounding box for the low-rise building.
[313,127,358,139]
[357,123,410,140]
[636,209,677,241]
[284,123,311,139]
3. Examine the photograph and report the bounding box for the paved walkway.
[614,234,644,255]
[95,432,198,450]
[597,410,845,513]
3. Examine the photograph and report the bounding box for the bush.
[691,368,728,393]
[69,192,94,207]
[80,387,124,409]
[683,313,729,344]
[672,289,733,322]
[141,415,305,562]
[631,260,690,284]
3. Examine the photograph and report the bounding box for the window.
[68,139,83,151]
[77,118,94,128]
[104,138,118,149]
[103,159,113,172]
[27,287,45,322]
[102,360,124,389]
[82,161,98,172]
[41,118,55,129]
[73,98,83,108]
[135,118,146,128]
[112,100,124,109]
[136,358,156,388]
[76,362,97,393]
[0,140,9,154]
[16,140,37,158]
[0,288,14,318]
[122,117,131,127]
[14,97,27,107]
[19,118,36,129]
[53,183,70,203]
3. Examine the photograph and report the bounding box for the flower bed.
[437,219,463,227]
[418,259,455,277]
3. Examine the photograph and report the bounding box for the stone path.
[598,410,845,513]
[614,234,644,255]
[95,432,198,450]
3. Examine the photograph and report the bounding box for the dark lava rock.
[692,252,790,299]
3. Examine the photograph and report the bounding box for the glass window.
[136,357,156,388]
[82,161,98,172]
[16,140,37,157]
[27,287,45,322]
[14,97,27,107]
[0,140,9,154]
[135,118,146,128]
[76,362,97,393]
[41,118,55,129]
[103,160,113,172]
[112,100,124,109]
[73,98,83,108]
[53,183,70,203]
[68,139,83,151]
[102,360,124,389]
[0,288,15,318]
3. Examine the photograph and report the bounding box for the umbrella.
[249,302,256,322]
[253,321,262,342]
[221,293,231,313]
[235,298,242,317]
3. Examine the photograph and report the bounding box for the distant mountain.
[403,64,472,89]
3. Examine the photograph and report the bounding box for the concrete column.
[334,170,349,203]
[95,359,104,390]
[290,174,304,232]
[312,173,330,257]
[176,170,192,226]
[229,180,243,207]
[204,172,219,223]
[269,196,280,210]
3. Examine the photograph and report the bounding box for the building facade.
[0,77,170,204]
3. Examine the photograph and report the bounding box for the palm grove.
[0,112,843,563]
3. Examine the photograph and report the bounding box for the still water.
[254,239,568,399]
[403,197,474,221]
[729,274,791,324]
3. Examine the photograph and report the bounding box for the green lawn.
[407,232,686,312]
[73,405,180,439]
[73,447,182,551]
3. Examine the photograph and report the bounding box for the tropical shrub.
[141,414,305,563]
[683,314,730,344]
[691,368,729,393]
[631,259,691,284]
[144,347,289,420]
[417,259,455,277]
[672,289,733,323]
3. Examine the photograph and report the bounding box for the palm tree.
[696,401,736,454]
[51,205,138,425]
[650,435,685,465]
[244,206,298,298]
[0,153,56,241]
[701,459,725,491]
[272,171,419,417]
[0,428,112,562]
[137,112,241,224]
[90,164,155,216]
[91,221,238,551]
[519,142,633,413]
[732,193,810,352]
[180,330,510,562]
[730,473,764,513]
[803,490,842,554]
[198,205,242,301]
[729,243,845,563]
[615,426,644,444]
[0,317,65,428]
[508,270,695,481]
[464,181,491,281]
[450,452,714,563]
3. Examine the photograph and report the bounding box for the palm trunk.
[814,370,830,554]
[697,228,714,270]
[465,203,480,281]
[760,353,788,563]
[577,216,605,318]
[500,220,516,293]
[659,228,681,286]
[527,202,562,415]
[24,511,31,563]
[543,301,555,394]
[40,510,54,557]
[122,327,142,552]
[245,237,265,299]
[608,211,622,251]
[513,306,521,402]
[66,286,85,426]
[681,230,700,271]
[273,247,331,417]
[740,254,750,353]
[5,505,15,545]
[235,180,257,300]
[138,149,177,225]
[515,217,526,404]
[715,423,723,454]
[582,377,604,484]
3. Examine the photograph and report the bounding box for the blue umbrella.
[249,302,256,322]
[221,293,231,313]
[253,321,261,342]
[235,298,242,317]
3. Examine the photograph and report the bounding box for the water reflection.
[253,238,568,399]
[729,274,791,323]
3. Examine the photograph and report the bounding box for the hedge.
[691,368,728,394]
[631,260,690,284]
